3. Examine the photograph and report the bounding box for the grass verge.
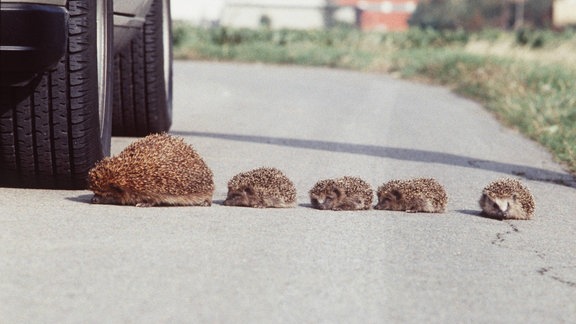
[173,24,576,173]
[392,49,576,171]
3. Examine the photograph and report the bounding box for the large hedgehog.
[374,178,448,213]
[479,178,535,220]
[223,167,297,208]
[309,176,373,211]
[88,133,214,207]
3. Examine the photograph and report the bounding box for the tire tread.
[112,0,171,136]
[0,0,106,189]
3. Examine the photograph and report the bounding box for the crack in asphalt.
[491,222,519,246]
[538,267,576,288]
[492,223,576,289]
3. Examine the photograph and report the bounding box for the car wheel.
[112,0,173,136]
[0,0,113,189]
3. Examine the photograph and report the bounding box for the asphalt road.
[2,61,576,323]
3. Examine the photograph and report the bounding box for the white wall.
[554,0,576,26]
[170,0,355,29]
[221,5,327,29]
[170,0,224,23]
[220,0,355,29]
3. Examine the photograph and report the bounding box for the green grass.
[173,23,576,173]
[392,49,576,170]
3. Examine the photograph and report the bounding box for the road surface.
[2,61,575,323]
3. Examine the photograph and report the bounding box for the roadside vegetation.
[173,23,576,173]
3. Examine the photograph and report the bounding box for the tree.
[409,0,552,30]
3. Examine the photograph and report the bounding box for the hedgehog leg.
[136,202,155,207]
[199,199,212,207]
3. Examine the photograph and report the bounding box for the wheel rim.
[162,0,173,121]
[96,0,112,156]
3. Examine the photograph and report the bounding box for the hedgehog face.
[375,189,403,210]
[223,186,256,207]
[310,186,342,210]
[480,192,526,220]
[88,163,131,205]
[480,193,507,218]
[91,183,131,205]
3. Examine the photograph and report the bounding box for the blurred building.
[554,0,576,27]
[220,0,418,31]
[221,0,353,29]
[337,0,419,31]
[170,0,224,25]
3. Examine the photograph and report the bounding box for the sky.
[171,0,226,23]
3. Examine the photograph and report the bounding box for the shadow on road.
[456,209,505,221]
[173,131,576,188]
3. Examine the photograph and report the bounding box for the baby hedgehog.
[479,178,535,220]
[374,178,448,213]
[309,176,373,211]
[88,133,214,207]
[223,167,297,208]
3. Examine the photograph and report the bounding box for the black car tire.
[112,0,173,136]
[0,0,113,189]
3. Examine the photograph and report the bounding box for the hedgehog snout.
[321,196,337,208]
[91,194,117,205]
[496,200,510,214]
[91,195,103,204]
[502,205,514,218]
[223,189,250,206]
[375,193,394,209]
[311,196,332,210]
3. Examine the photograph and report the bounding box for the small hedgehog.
[479,178,535,220]
[374,178,448,213]
[223,167,297,208]
[88,133,214,207]
[309,176,373,211]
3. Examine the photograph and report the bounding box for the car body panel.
[114,0,152,19]
[0,0,155,84]
[1,0,154,26]
[1,0,66,5]
[0,3,68,85]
